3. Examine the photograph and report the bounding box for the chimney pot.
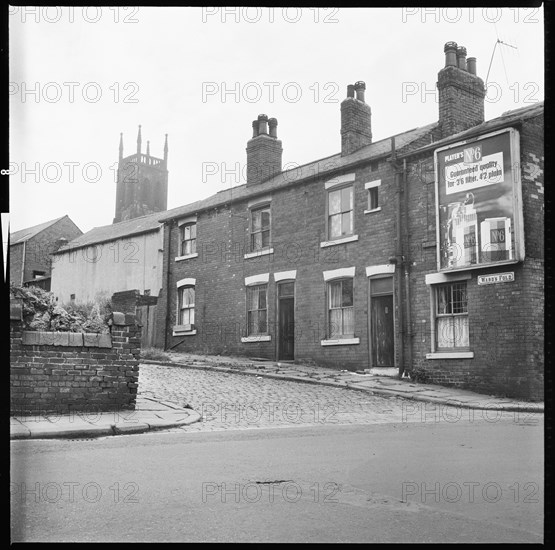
[467,57,477,75]
[354,81,366,102]
[444,41,458,67]
[258,114,269,135]
[457,46,467,71]
[268,118,278,138]
[252,120,259,138]
[347,84,355,98]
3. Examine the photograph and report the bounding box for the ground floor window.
[178,286,195,328]
[247,284,268,335]
[327,278,354,338]
[435,281,469,349]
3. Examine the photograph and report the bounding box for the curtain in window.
[181,287,194,306]
[328,281,354,337]
[179,287,195,325]
[329,215,341,239]
[329,281,341,308]
[343,307,354,336]
[252,232,262,250]
[247,285,267,335]
[252,212,261,232]
[437,316,469,348]
[329,190,341,214]
[454,316,469,347]
[437,317,453,348]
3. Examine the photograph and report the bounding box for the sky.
[9,6,544,234]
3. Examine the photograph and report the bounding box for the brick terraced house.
[154,42,543,400]
[45,42,537,400]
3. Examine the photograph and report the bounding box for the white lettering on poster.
[445,152,504,195]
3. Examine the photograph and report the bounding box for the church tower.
[113,126,169,223]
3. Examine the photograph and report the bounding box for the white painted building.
[51,212,163,305]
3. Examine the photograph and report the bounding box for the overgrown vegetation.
[10,284,112,333]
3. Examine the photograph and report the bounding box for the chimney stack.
[437,42,485,138]
[341,80,372,156]
[246,114,283,186]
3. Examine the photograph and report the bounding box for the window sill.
[320,235,359,248]
[175,253,198,262]
[241,335,271,342]
[244,248,274,260]
[173,329,197,337]
[364,207,381,214]
[426,352,474,359]
[321,338,360,346]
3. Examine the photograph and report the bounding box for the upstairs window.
[180,223,197,256]
[328,186,353,240]
[250,205,271,252]
[368,187,379,210]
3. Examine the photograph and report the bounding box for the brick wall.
[22,216,82,283]
[404,116,544,401]
[10,303,140,415]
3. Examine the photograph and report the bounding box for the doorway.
[369,276,395,367]
[277,281,295,360]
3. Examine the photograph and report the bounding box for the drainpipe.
[391,137,404,377]
[403,158,413,377]
[21,241,26,284]
[163,220,173,351]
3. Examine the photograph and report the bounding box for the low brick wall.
[10,302,141,415]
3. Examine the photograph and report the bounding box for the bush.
[10,284,112,333]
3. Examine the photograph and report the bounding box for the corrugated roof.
[55,211,162,253]
[10,216,67,245]
[159,122,438,222]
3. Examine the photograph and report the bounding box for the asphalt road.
[11,419,543,543]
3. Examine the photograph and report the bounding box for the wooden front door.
[278,282,295,360]
[371,294,394,367]
[369,276,395,368]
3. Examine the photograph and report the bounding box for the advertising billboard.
[434,128,524,272]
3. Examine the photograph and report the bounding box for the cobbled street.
[137,363,514,432]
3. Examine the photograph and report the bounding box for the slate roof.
[159,121,439,223]
[10,216,67,245]
[400,101,544,157]
[55,210,162,253]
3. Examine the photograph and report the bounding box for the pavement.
[10,352,543,440]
